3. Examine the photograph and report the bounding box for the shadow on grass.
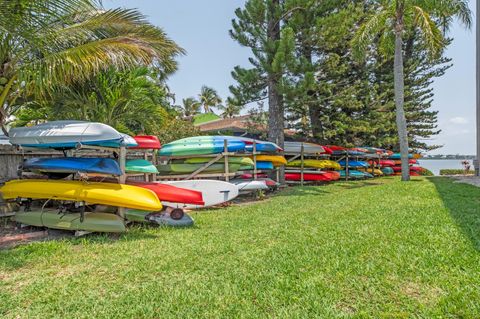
[429,177,480,251]
[273,186,331,197]
[336,181,384,189]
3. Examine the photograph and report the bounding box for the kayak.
[22,157,122,176]
[323,171,341,181]
[9,121,137,149]
[128,181,204,205]
[253,155,287,166]
[393,159,418,165]
[389,153,414,159]
[287,159,341,170]
[237,137,282,153]
[157,163,242,174]
[338,160,369,168]
[126,159,158,174]
[339,170,368,179]
[255,161,274,170]
[0,179,162,211]
[285,172,333,182]
[392,166,423,172]
[358,168,384,176]
[130,135,161,150]
[14,210,125,233]
[381,167,395,175]
[159,136,246,156]
[126,210,194,227]
[182,157,254,166]
[369,159,395,167]
[229,179,269,193]
[162,180,239,209]
[284,141,327,154]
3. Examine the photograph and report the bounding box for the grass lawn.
[1,177,480,318]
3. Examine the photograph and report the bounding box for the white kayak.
[0,132,10,145]
[284,141,326,154]
[230,179,268,194]
[9,121,137,149]
[163,180,239,209]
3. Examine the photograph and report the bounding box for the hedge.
[439,169,475,176]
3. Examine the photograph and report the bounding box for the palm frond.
[411,5,445,57]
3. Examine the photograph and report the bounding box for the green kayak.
[126,210,194,227]
[14,210,126,233]
[157,163,242,174]
[126,159,158,174]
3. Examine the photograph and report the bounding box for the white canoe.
[163,180,239,209]
[284,141,326,154]
[230,179,268,193]
[9,121,136,149]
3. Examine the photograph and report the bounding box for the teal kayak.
[157,163,242,174]
[339,170,369,179]
[126,159,158,174]
[159,136,246,156]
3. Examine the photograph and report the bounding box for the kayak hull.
[14,210,125,233]
[130,135,161,150]
[22,157,122,176]
[126,159,159,174]
[0,180,162,211]
[129,181,204,205]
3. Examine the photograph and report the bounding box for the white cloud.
[449,116,468,124]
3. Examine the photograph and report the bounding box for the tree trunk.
[267,0,285,183]
[394,26,410,181]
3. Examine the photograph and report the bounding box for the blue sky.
[106,0,475,155]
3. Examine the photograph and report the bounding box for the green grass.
[1,177,480,318]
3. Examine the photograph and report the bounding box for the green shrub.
[439,169,475,176]
[419,168,434,176]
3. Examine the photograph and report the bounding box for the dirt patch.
[401,282,444,306]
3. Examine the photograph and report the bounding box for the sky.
[106,0,476,155]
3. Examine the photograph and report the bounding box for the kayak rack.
[156,140,280,183]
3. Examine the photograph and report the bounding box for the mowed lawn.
[1,177,480,318]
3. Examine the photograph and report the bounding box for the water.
[419,159,472,175]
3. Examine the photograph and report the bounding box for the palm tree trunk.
[394,28,410,181]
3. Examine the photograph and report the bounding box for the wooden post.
[224,139,230,182]
[300,143,304,186]
[152,151,157,182]
[143,151,149,182]
[253,141,257,180]
[345,154,350,181]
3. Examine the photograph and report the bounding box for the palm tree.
[0,0,184,135]
[179,97,201,118]
[198,86,222,113]
[353,0,471,181]
[216,98,242,118]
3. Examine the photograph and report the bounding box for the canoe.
[338,160,369,168]
[157,163,242,174]
[253,155,287,166]
[14,210,125,233]
[128,181,204,205]
[126,159,158,174]
[130,135,161,150]
[287,159,341,170]
[162,180,239,209]
[159,136,246,156]
[126,210,194,227]
[284,141,326,154]
[182,157,254,166]
[0,179,162,211]
[22,157,122,176]
[285,172,333,182]
[9,121,137,149]
[229,180,269,193]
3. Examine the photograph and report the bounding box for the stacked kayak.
[130,135,161,150]
[126,159,159,174]
[157,163,242,174]
[338,160,369,168]
[287,159,340,170]
[22,157,122,177]
[9,121,137,149]
[285,171,333,182]
[284,141,329,155]
[159,136,246,156]
[339,170,372,179]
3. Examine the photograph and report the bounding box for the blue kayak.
[339,170,367,179]
[256,161,274,170]
[23,157,122,176]
[389,153,413,159]
[159,136,246,156]
[338,160,369,168]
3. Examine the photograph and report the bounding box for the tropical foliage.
[198,86,222,113]
[0,0,184,134]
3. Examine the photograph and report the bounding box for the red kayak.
[131,135,161,150]
[392,166,423,172]
[129,181,204,205]
[326,145,346,151]
[323,171,340,181]
[285,172,333,182]
[370,159,395,167]
[322,146,333,154]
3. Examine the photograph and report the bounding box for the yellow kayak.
[287,159,341,170]
[252,155,287,166]
[358,168,384,176]
[0,179,162,211]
